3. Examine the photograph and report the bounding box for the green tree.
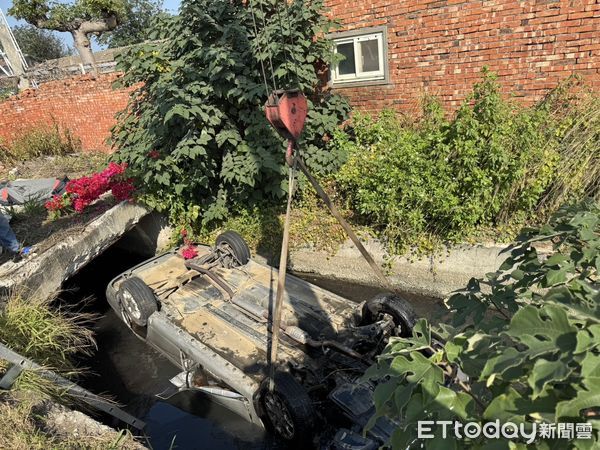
[8,0,127,72]
[96,0,163,49]
[365,200,600,448]
[11,24,69,63]
[111,0,349,226]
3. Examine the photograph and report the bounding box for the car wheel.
[361,293,417,338]
[216,230,251,266]
[117,277,158,327]
[259,372,315,445]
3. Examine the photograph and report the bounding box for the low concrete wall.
[0,202,149,299]
[288,239,512,299]
[129,217,518,300]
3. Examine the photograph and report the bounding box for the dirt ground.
[0,153,107,181]
[0,153,111,265]
[0,392,146,450]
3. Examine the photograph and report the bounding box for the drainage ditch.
[59,238,444,449]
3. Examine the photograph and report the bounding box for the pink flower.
[111,180,135,201]
[148,150,160,159]
[182,245,198,260]
[45,195,64,211]
[73,198,89,212]
[46,162,134,215]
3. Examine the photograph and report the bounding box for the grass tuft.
[0,293,142,448]
[1,120,81,166]
[0,292,96,397]
[0,392,141,449]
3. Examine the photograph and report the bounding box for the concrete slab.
[0,202,149,299]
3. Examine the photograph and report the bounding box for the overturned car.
[106,231,418,448]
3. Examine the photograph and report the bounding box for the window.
[330,27,388,85]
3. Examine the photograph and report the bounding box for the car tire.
[259,372,316,445]
[361,293,417,338]
[117,277,158,327]
[216,230,251,266]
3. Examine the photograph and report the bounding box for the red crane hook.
[264,89,308,165]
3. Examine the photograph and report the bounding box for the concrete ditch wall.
[0,199,526,302]
[0,202,149,299]
[288,239,513,299]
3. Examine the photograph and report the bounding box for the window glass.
[360,39,380,73]
[330,29,386,84]
[336,42,355,76]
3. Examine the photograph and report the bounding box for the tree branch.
[79,15,118,34]
[34,18,70,33]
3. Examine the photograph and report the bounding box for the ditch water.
[62,243,445,450]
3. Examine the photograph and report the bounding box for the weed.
[7,196,47,223]
[0,293,140,448]
[2,120,81,165]
[0,292,96,397]
[0,392,141,449]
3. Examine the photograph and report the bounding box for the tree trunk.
[71,28,97,74]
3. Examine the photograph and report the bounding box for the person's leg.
[0,214,20,253]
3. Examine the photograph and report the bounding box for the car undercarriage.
[106,231,417,448]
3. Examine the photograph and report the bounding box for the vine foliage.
[365,201,600,449]
[111,0,349,225]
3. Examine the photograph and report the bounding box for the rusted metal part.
[282,326,365,361]
[264,89,308,142]
[185,260,235,299]
[296,157,395,292]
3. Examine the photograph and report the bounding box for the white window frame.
[329,27,388,86]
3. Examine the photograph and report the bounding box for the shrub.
[364,200,600,448]
[3,121,81,164]
[333,71,599,251]
[111,0,349,227]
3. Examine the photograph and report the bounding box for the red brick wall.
[0,73,134,153]
[325,0,600,113]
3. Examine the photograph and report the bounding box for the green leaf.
[481,347,526,381]
[484,387,525,423]
[543,268,569,287]
[511,269,525,280]
[390,352,444,403]
[505,305,577,359]
[556,353,600,419]
[527,358,571,399]
[426,386,474,421]
[393,383,415,413]
[372,378,398,411]
[164,104,190,123]
[575,325,600,354]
